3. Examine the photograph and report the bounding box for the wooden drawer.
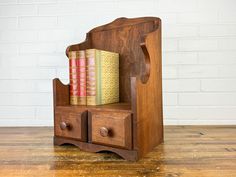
[89,111,132,149]
[55,109,87,141]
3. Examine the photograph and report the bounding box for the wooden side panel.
[53,78,70,106]
[135,19,163,157]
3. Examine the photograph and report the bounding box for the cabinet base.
[54,136,138,161]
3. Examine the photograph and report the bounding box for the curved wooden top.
[88,17,160,33]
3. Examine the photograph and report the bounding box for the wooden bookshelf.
[53,17,163,161]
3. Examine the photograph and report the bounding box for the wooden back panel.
[66,17,159,103]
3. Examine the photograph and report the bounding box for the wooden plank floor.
[0,126,235,177]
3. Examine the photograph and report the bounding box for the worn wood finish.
[89,111,132,149]
[54,17,163,160]
[0,126,235,177]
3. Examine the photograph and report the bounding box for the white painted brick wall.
[0,0,235,126]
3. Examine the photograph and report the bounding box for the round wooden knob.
[100,127,109,137]
[60,122,70,130]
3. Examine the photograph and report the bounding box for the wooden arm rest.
[53,78,69,106]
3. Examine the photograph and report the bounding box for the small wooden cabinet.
[53,17,163,161]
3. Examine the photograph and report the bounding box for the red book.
[68,51,86,105]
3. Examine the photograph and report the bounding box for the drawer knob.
[60,122,70,130]
[100,127,109,137]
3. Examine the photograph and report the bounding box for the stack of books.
[68,49,119,106]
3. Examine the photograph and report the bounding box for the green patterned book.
[86,49,119,105]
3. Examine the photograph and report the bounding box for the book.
[86,49,119,105]
[68,50,86,105]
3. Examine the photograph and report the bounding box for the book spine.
[69,51,86,105]
[86,49,99,105]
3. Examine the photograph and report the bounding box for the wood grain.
[54,108,87,141]
[53,78,69,106]
[89,111,132,149]
[134,18,163,158]
[57,102,132,113]
[0,126,235,177]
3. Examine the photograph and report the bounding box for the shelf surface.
[56,102,132,113]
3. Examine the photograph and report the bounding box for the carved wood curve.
[54,137,138,161]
